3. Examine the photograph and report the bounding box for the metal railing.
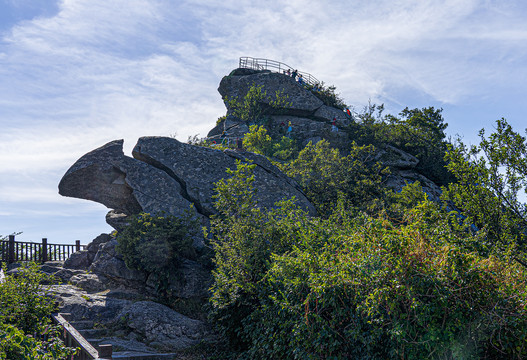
[0,235,86,264]
[239,57,320,86]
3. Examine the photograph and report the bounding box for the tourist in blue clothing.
[298,74,304,85]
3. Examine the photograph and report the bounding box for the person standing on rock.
[287,121,293,137]
[291,69,298,80]
[331,117,338,132]
[298,74,305,86]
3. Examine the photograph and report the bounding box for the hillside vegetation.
[204,85,527,359]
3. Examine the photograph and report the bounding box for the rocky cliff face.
[214,68,443,200]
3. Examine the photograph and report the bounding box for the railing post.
[75,240,81,252]
[42,238,48,263]
[8,235,15,264]
[99,344,113,359]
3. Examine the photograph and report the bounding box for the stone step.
[78,328,108,338]
[69,320,94,330]
[86,338,106,347]
[111,352,178,360]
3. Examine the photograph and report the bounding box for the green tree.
[443,118,527,265]
[281,139,390,217]
[208,161,310,349]
[382,107,453,185]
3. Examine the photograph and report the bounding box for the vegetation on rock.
[116,212,199,292]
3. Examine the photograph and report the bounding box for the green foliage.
[443,118,527,264]
[0,324,76,360]
[0,263,76,360]
[0,262,56,334]
[345,105,454,185]
[208,161,310,348]
[116,212,198,290]
[247,204,527,359]
[271,135,298,161]
[208,167,527,358]
[242,125,299,161]
[281,139,390,217]
[242,125,273,156]
[225,84,291,125]
[310,83,347,110]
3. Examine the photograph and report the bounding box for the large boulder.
[218,70,324,116]
[133,136,316,216]
[375,144,419,169]
[116,301,212,351]
[58,140,199,221]
[89,239,147,286]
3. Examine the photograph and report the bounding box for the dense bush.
[242,125,299,161]
[343,104,454,186]
[116,212,199,291]
[310,83,347,110]
[280,139,391,217]
[0,262,76,360]
[209,162,527,359]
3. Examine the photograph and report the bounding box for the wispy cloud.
[1,0,527,242]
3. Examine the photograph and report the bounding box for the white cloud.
[1,0,527,242]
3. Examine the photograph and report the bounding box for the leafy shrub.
[0,324,75,360]
[116,212,198,290]
[0,262,57,334]
[242,125,299,161]
[0,263,76,360]
[208,161,310,349]
[280,139,390,217]
[242,125,273,156]
[245,202,527,359]
[208,163,527,359]
[310,83,347,110]
[224,84,291,125]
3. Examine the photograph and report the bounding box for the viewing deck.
[239,57,320,86]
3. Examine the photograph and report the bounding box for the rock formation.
[54,66,446,355]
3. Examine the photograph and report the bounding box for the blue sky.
[1,0,527,245]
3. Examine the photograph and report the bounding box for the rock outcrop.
[54,66,447,355]
[214,68,443,198]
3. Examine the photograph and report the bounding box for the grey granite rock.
[58,140,198,220]
[63,250,90,270]
[375,144,419,169]
[117,301,211,351]
[218,70,323,116]
[133,136,316,216]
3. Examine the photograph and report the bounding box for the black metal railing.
[0,235,86,264]
[239,57,320,86]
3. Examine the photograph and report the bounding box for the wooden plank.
[52,313,99,359]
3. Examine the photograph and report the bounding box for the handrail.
[0,235,86,264]
[239,57,320,86]
[52,313,112,360]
